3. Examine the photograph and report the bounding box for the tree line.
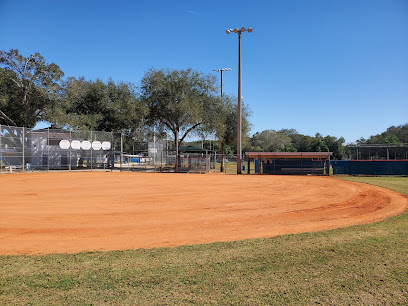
[1,49,406,161]
[0,49,250,170]
[357,124,408,145]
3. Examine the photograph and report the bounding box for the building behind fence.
[0,125,120,172]
[0,125,216,174]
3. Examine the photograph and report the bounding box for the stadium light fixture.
[226,26,252,174]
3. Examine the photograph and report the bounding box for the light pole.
[213,68,231,173]
[213,68,231,101]
[226,27,252,174]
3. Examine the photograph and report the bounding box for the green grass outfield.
[1,177,407,304]
[215,161,255,174]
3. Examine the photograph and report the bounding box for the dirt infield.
[0,172,407,255]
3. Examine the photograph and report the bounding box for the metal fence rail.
[118,151,216,174]
[0,125,217,174]
[346,144,408,160]
[0,125,120,173]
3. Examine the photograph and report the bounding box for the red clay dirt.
[0,172,407,255]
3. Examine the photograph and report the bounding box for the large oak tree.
[62,77,146,133]
[140,68,219,171]
[0,49,64,127]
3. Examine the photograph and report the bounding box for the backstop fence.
[0,125,121,173]
[0,125,216,174]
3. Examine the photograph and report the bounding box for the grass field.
[1,176,407,304]
[216,161,255,174]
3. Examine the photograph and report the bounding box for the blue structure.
[331,160,408,176]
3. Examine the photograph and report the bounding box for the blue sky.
[1,0,407,143]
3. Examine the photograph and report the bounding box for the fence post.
[214,151,216,173]
[120,133,123,172]
[206,150,208,173]
[90,131,93,171]
[111,132,114,172]
[69,130,72,171]
[22,127,25,173]
[47,128,50,172]
[0,124,2,173]
[258,154,261,175]
[273,155,276,174]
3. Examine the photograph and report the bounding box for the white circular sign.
[81,141,92,150]
[59,140,70,150]
[92,141,102,150]
[102,141,111,150]
[71,140,81,150]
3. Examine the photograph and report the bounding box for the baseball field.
[0,172,406,255]
[0,173,408,305]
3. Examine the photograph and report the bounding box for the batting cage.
[245,152,332,175]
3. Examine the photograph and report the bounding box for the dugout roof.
[245,152,332,159]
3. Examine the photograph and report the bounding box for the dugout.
[245,152,332,175]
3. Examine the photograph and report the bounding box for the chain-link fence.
[214,154,252,174]
[0,125,120,173]
[0,125,218,174]
[345,144,408,160]
[118,150,216,174]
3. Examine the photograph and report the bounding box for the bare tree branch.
[2,53,22,80]
[0,109,16,126]
[179,122,202,145]
[160,118,176,133]
[10,78,22,88]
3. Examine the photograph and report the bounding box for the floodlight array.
[213,68,231,72]
[226,27,253,34]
